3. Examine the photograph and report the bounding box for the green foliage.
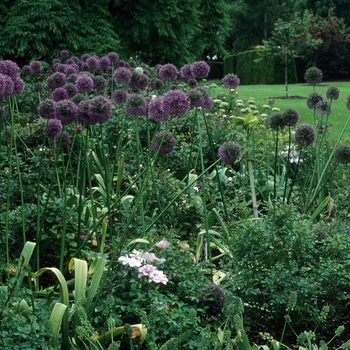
[207,61,224,80]
[223,54,238,75]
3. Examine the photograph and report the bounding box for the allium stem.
[247,129,258,218]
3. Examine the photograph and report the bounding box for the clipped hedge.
[223,54,237,75]
[207,61,224,79]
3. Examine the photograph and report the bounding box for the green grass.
[208,81,350,140]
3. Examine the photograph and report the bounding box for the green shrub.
[207,61,224,79]
[223,54,238,75]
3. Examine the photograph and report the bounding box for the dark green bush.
[207,61,224,80]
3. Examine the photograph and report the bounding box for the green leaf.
[50,302,68,347]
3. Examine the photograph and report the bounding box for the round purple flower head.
[151,130,176,154]
[94,76,107,91]
[52,58,61,66]
[326,86,340,100]
[66,58,75,65]
[295,123,316,147]
[304,67,322,86]
[55,99,78,124]
[281,108,299,127]
[199,284,226,316]
[218,141,242,165]
[266,112,284,131]
[99,56,110,70]
[334,143,350,164]
[38,99,57,119]
[47,72,66,90]
[75,74,94,93]
[0,60,19,80]
[150,78,164,91]
[13,77,24,95]
[21,65,31,76]
[0,74,14,96]
[77,100,93,125]
[125,94,147,116]
[86,56,99,70]
[34,82,44,92]
[118,60,128,68]
[306,92,323,109]
[30,61,42,74]
[55,64,67,73]
[108,52,119,66]
[72,93,87,105]
[52,87,68,101]
[191,61,210,79]
[128,60,136,68]
[65,65,78,77]
[187,88,204,109]
[159,64,178,82]
[60,50,69,58]
[114,67,132,85]
[148,97,170,122]
[63,83,77,98]
[161,90,190,118]
[188,78,198,89]
[113,89,129,104]
[54,131,71,148]
[44,119,62,139]
[129,71,148,90]
[0,75,5,96]
[67,73,78,84]
[89,95,113,122]
[81,54,90,62]
[316,101,331,116]
[180,63,193,81]
[222,73,240,89]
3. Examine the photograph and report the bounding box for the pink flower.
[155,240,170,249]
[76,124,82,132]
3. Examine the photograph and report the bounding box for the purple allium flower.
[326,86,340,100]
[148,97,170,122]
[281,108,299,127]
[99,56,111,70]
[34,82,44,92]
[306,92,324,109]
[94,75,107,91]
[77,100,93,125]
[191,61,210,79]
[118,60,128,68]
[89,95,113,122]
[63,83,77,98]
[125,94,147,116]
[169,84,178,90]
[52,58,61,66]
[114,67,132,85]
[38,99,57,119]
[155,239,170,249]
[267,112,284,131]
[44,118,62,139]
[95,67,102,75]
[86,56,99,70]
[188,78,198,89]
[47,72,66,90]
[161,90,190,118]
[113,89,129,104]
[55,64,67,73]
[55,99,78,124]
[81,54,90,62]
[199,284,226,316]
[218,141,242,165]
[66,73,78,84]
[304,66,323,85]
[0,60,19,80]
[0,74,14,96]
[316,101,331,115]
[30,61,42,74]
[150,78,164,91]
[295,123,316,147]
[222,73,240,89]
[75,74,94,93]
[129,71,148,90]
[72,93,87,105]
[60,50,69,58]
[0,75,5,96]
[80,63,89,72]
[13,77,24,95]
[52,87,69,101]
[187,88,204,109]
[64,65,78,77]
[151,130,176,154]
[334,143,350,164]
[66,58,75,65]
[128,60,136,68]
[180,63,193,81]
[159,63,178,82]
[21,65,31,76]
[108,52,119,66]
[54,131,71,148]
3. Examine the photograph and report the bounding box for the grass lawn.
[208,81,350,140]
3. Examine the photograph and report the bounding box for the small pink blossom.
[155,240,170,249]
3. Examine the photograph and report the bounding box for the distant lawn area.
[208,81,350,141]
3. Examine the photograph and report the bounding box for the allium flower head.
[187,88,204,109]
[86,56,99,70]
[44,119,62,139]
[64,65,78,77]
[161,90,190,118]
[0,60,19,80]
[222,73,240,89]
[188,78,198,89]
[316,101,331,115]
[72,93,87,105]
[159,63,178,82]
[75,74,94,93]
[199,284,226,316]
[180,63,193,81]
[334,143,350,164]
[52,58,61,66]
[55,99,78,124]
[326,86,340,100]
[148,97,170,122]
[38,99,57,119]
[151,130,176,154]
[304,66,323,85]
[114,67,132,85]
[191,61,210,79]
[266,112,284,131]
[77,100,93,125]
[108,52,119,66]
[52,87,68,101]
[55,64,67,73]
[94,75,107,91]
[54,131,71,148]
[66,73,78,84]
[129,60,137,68]
[30,61,42,74]
[13,77,24,95]
[125,94,147,116]
[81,54,90,62]
[118,60,128,68]
[129,71,148,90]
[63,83,77,98]
[0,74,14,96]
[150,78,164,91]
[34,82,44,92]
[306,92,323,109]
[281,108,299,127]
[135,67,143,74]
[47,72,66,90]
[218,141,242,165]
[99,56,111,70]
[60,50,69,58]
[113,89,129,104]
[21,65,31,76]
[89,95,113,122]
[295,123,316,147]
